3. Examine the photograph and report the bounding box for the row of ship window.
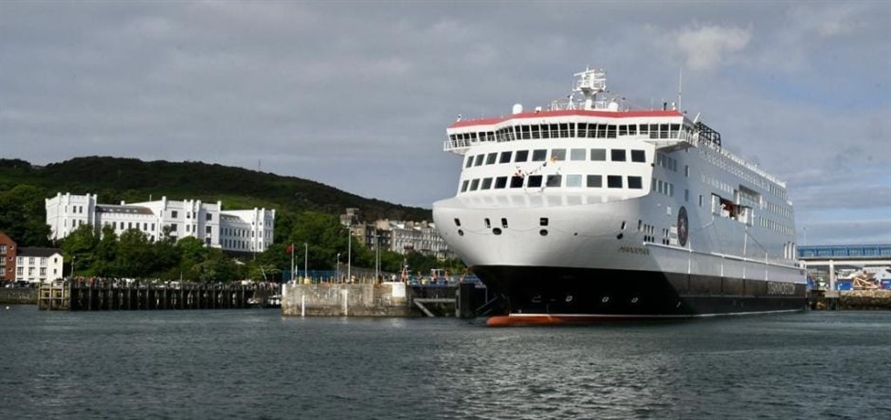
[451,123,686,143]
[465,148,646,168]
[461,174,645,192]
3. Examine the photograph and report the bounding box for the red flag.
[286,244,293,254]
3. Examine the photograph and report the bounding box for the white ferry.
[432,68,807,325]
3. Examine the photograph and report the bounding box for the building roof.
[18,247,63,257]
[96,204,155,215]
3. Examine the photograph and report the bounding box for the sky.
[1,1,889,246]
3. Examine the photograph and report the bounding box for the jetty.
[37,280,277,311]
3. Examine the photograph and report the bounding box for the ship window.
[460,180,469,192]
[528,175,543,188]
[619,125,628,136]
[470,179,480,191]
[639,124,648,135]
[546,174,562,187]
[515,150,529,162]
[510,176,524,188]
[670,124,680,138]
[699,194,703,207]
[474,155,484,166]
[531,125,541,139]
[566,174,582,187]
[588,124,597,138]
[628,176,643,189]
[486,153,497,165]
[650,124,659,138]
[454,218,461,227]
[499,151,512,163]
[685,165,689,177]
[685,189,690,202]
[587,175,602,188]
[611,149,626,162]
[521,125,531,140]
[607,125,617,138]
[532,149,547,161]
[540,124,550,139]
[481,178,493,190]
[591,148,606,161]
[631,150,645,162]
[494,176,508,189]
[550,124,559,138]
[660,124,669,139]
[540,218,549,226]
[559,123,569,137]
[607,175,623,188]
[485,218,491,229]
[501,218,508,228]
[465,156,474,168]
[577,123,587,138]
[551,149,566,161]
[629,125,637,135]
[570,148,586,161]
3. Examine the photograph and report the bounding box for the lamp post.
[71,255,76,279]
[347,227,352,283]
[304,242,308,283]
[336,253,341,283]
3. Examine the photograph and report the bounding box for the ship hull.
[473,265,807,320]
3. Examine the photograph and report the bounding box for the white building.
[15,247,64,283]
[46,193,275,252]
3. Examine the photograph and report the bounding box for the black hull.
[473,265,807,317]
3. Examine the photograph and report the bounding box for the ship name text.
[618,246,650,256]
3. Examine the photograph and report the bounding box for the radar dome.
[607,101,619,112]
[512,103,523,115]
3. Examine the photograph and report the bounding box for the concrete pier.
[281,282,490,317]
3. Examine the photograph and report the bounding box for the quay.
[281,282,497,318]
[35,280,278,311]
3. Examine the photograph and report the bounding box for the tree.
[0,184,51,246]
[115,229,153,278]
[61,224,99,277]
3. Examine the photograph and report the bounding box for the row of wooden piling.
[38,281,275,311]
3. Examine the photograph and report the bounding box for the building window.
[172,210,178,218]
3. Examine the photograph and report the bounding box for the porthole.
[617,233,624,240]
[492,228,502,235]
[539,229,548,236]
[458,229,464,236]
[454,218,461,227]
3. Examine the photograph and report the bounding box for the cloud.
[672,24,752,71]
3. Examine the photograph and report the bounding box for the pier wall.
[0,288,37,305]
[281,283,478,317]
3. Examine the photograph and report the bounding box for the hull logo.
[678,206,689,247]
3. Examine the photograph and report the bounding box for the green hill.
[0,156,432,246]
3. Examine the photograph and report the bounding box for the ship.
[432,68,807,325]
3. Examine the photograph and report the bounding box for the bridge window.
[619,125,628,136]
[486,153,497,165]
[587,175,602,188]
[521,125,531,140]
[528,175,543,188]
[631,150,645,162]
[499,151,512,163]
[639,124,648,135]
[531,125,541,139]
[532,149,547,162]
[578,123,588,138]
[510,176,524,188]
[495,177,508,189]
[629,125,637,135]
[607,125,617,138]
[591,148,606,161]
[515,150,529,162]
[611,149,626,162]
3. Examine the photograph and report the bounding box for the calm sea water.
[1,307,889,420]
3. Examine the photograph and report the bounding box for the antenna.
[677,67,683,112]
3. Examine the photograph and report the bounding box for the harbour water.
[1,307,889,419]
